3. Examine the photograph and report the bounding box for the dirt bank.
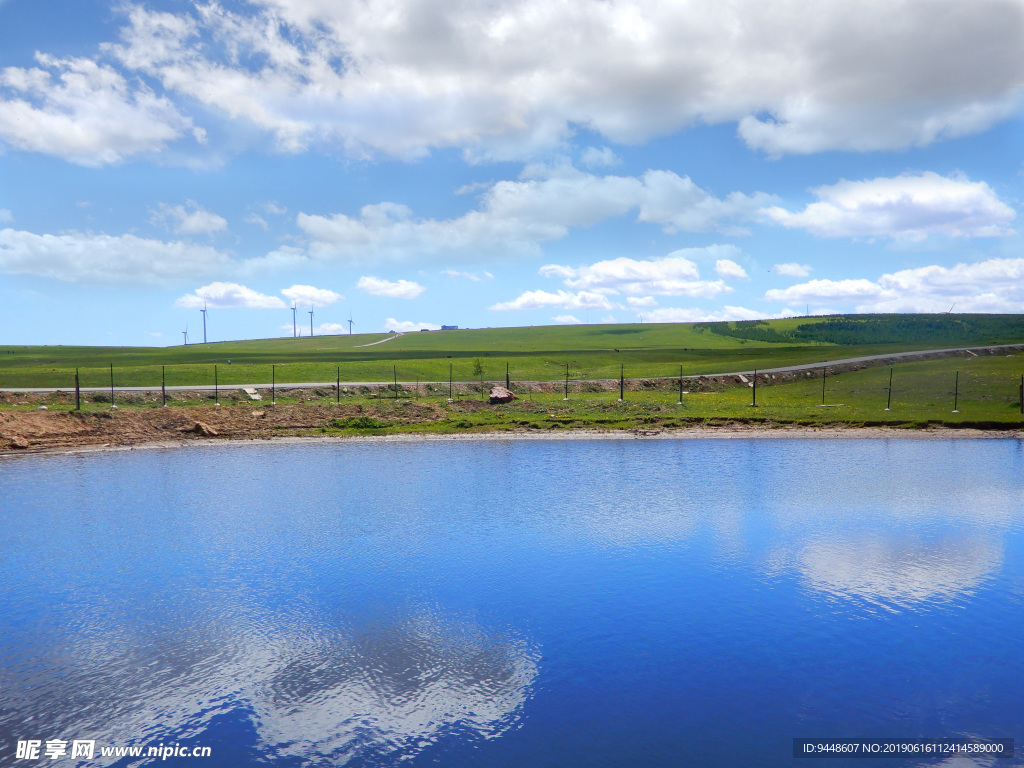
[2,403,1021,455]
[0,402,445,454]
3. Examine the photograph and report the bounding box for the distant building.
[420,328,431,332]
[441,325,458,330]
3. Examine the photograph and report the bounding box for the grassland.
[4,348,1023,435]
[3,314,1023,390]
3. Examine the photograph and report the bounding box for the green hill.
[1,314,1022,389]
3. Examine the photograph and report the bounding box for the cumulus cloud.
[281,284,343,306]
[765,257,1024,313]
[761,172,1017,241]
[384,318,440,332]
[538,246,738,298]
[645,306,798,323]
[774,262,812,277]
[315,322,347,334]
[0,53,196,166]
[356,276,425,299]
[182,283,286,310]
[766,279,884,304]
[553,314,582,324]
[580,146,621,168]
[490,290,618,312]
[150,200,227,235]
[102,0,1024,159]
[176,282,287,309]
[715,259,748,280]
[0,227,231,285]
[297,166,771,264]
[626,296,658,308]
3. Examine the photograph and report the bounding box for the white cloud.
[645,306,798,323]
[104,1,1024,159]
[490,289,618,312]
[150,200,227,235]
[296,166,770,264]
[176,282,287,309]
[315,322,347,334]
[539,247,737,298]
[263,202,287,215]
[0,227,231,285]
[0,209,12,223]
[442,269,489,281]
[356,276,425,299]
[244,213,269,230]
[633,170,774,233]
[553,314,582,324]
[761,172,1017,241]
[281,284,343,306]
[765,257,1024,313]
[384,318,440,332]
[714,258,748,280]
[766,279,884,304]
[0,53,196,166]
[580,146,621,168]
[774,262,812,278]
[626,296,658,308]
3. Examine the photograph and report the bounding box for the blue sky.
[1,0,1022,346]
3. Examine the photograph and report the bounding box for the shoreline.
[3,424,1022,460]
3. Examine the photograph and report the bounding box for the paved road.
[710,343,1023,377]
[3,343,1022,393]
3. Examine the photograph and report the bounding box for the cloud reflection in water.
[0,606,538,766]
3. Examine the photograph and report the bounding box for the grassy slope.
[12,351,1023,431]
[2,315,1023,389]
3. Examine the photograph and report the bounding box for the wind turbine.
[348,311,354,335]
[291,302,297,338]
[182,324,189,346]
[200,300,208,343]
[309,305,315,338]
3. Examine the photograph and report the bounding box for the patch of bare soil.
[0,402,448,453]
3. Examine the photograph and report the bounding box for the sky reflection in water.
[1,438,1022,767]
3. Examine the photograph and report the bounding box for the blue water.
[1,438,1022,767]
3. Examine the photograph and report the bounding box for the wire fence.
[2,361,1023,420]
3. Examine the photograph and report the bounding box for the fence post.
[751,369,758,407]
[821,367,826,406]
[619,363,624,402]
[214,364,219,406]
[337,366,341,404]
[272,364,276,405]
[109,363,115,410]
[678,364,683,405]
[394,365,398,400]
[75,368,80,411]
[162,365,166,407]
[885,367,892,411]
[564,363,569,401]
[952,370,959,413]
[448,362,454,403]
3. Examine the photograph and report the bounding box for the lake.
[1,437,1022,767]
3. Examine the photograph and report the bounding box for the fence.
[2,360,1023,421]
